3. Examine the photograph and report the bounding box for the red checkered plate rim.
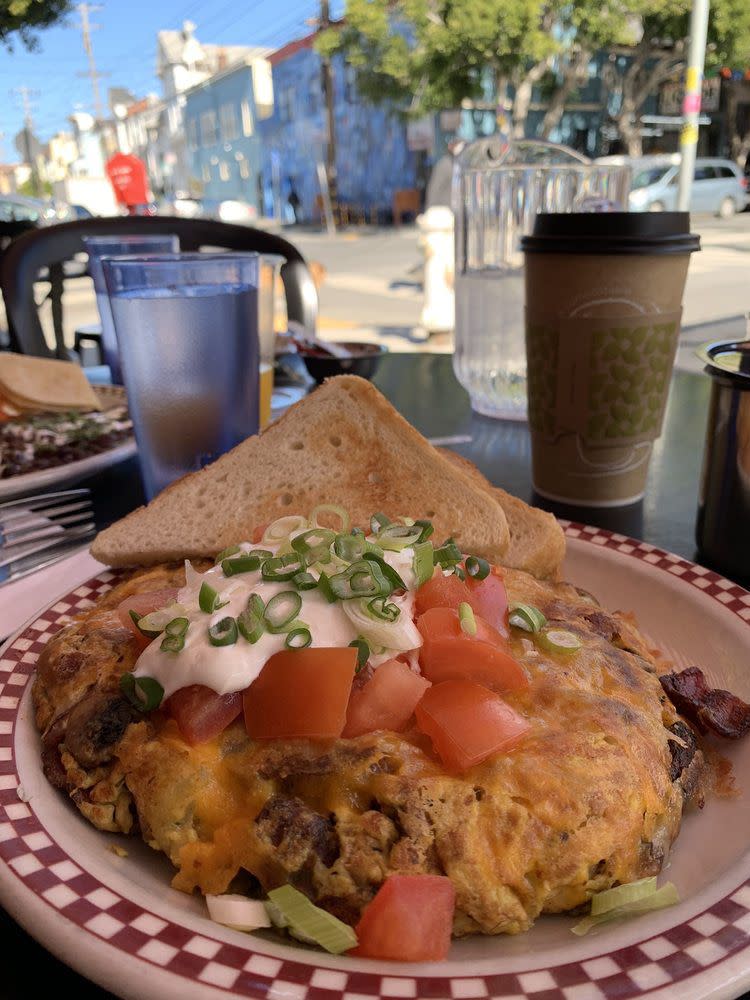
[1,524,750,1000]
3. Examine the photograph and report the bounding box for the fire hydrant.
[416,206,454,334]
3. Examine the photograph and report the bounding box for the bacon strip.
[660,666,750,740]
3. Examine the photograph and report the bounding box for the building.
[156,20,268,196]
[258,33,418,223]
[183,56,273,211]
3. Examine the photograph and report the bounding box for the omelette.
[32,547,706,940]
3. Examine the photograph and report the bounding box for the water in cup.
[110,280,259,498]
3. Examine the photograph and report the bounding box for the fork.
[0,488,96,582]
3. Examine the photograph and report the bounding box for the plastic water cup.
[103,253,260,499]
[82,235,179,384]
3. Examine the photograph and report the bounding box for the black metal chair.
[0,216,318,359]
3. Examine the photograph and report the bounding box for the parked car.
[619,155,748,217]
[0,193,57,226]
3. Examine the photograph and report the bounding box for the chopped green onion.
[351,526,365,537]
[262,515,308,544]
[414,518,434,543]
[571,881,679,936]
[129,609,162,639]
[285,627,312,649]
[208,617,238,646]
[413,541,435,587]
[265,885,358,954]
[247,593,265,617]
[453,565,466,581]
[349,637,370,670]
[362,551,406,592]
[291,528,336,555]
[376,523,423,551]
[238,606,264,644]
[458,602,477,636]
[292,571,318,591]
[222,553,262,576]
[590,877,658,916]
[509,603,547,633]
[537,627,582,655]
[263,591,303,633]
[434,541,463,569]
[366,597,400,622]
[120,673,164,712]
[303,543,333,567]
[159,617,189,653]
[317,571,337,604]
[329,559,391,600]
[465,556,490,580]
[334,532,367,562]
[199,581,227,614]
[215,544,240,563]
[261,553,305,581]
[310,504,350,533]
[370,512,391,534]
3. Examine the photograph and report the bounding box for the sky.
[0,0,344,160]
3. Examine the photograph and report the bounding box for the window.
[631,167,669,190]
[279,86,295,122]
[694,165,717,181]
[187,119,198,151]
[241,98,254,136]
[200,109,218,146]
[219,161,230,181]
[220,103,239,142]
[202,163,211,183]
[239,159,250,180]
[717,165,736,178]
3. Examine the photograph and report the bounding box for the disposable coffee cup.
[521,213,700,506]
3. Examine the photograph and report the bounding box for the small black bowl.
[298,341,386,384]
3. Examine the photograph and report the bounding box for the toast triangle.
[91,375,510,567]
[439,449,566,580]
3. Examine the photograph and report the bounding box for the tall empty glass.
[453,139,630,420]
[103,253,260,499]
[83,235,179,384]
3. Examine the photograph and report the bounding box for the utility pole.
[677,0,710,211]
[320,0,338,220]
[13,85,41,197]
[76,3,106,121]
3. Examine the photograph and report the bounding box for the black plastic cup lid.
[696,339,750,387]
[521,212,700,256]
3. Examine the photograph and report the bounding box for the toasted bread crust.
[92,376,510,566]
[438,449,565,580]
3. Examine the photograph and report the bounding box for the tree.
[1,0,72,51]
[602,1,750,156]
[318,0,750,156]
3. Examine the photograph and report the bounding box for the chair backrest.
[0,216,319,358]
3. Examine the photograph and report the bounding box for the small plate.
[0,525,749,1000]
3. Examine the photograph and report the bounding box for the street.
[10,213,750,375]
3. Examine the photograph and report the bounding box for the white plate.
[1,525,749,1000]
[0,439,137,502]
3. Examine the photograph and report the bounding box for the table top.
[1,351,746,1000]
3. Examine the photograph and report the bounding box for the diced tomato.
[415,568,509,635]
[350,874,455,961]
[244,647,357,740]
[251,523,268,543]
[414,679,530,772]
[343,659,431,738]
[165,685,243,745]
[416,607,528,693]
[117,588,179,643]
[415,573,471,616]
[465,570,508,635]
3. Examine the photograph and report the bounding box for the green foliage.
[18,177,52,197]
[0,0,72,50]
[319,0,750,121]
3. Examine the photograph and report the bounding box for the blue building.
[183,57,268,213]
[183,34,419,223]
